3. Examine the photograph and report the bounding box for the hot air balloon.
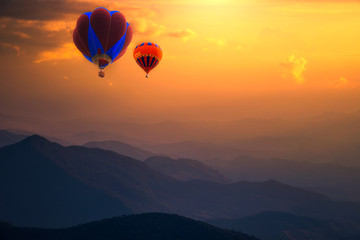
[133,42,162,78]
[73,8,133,78]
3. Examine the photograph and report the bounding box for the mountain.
[141,140,247,162]
[0,130,27,148]
[208,211,360,240]
[0,135,132,228]
[4,111,360,165]
[68,130,155,146]
[83,140,157,160]
[144,156,230,183]
[2,135,360,228]
[0,129,71,147]
[0,213,258,240]
[210,156,360,201]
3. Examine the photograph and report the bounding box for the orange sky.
[1,0,360,122]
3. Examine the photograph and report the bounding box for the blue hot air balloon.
[73,7,133,77]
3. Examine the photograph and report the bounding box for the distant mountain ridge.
[0,135,131,228]
[210,155,360,201]
[2,135,360,228]
[83,140,157,160]
[208,211,360,240]
[0,129,71,147]
[0,213,258,240]
[0,130,27,148]
[3,111,360,165]
[144,156,230,183]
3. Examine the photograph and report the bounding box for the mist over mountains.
[210,156,360,202]
[3,135,360,230]
[83,140,156,161]
[1,110,360,239]
[1,111,360,165]
[208,211,360,240]
[144,156,230,183]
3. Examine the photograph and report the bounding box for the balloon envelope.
[133,42,162,77]
[73,8,133,72]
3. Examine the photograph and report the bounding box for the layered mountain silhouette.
[210,156,360,201]
[2,135,360,229]
[83,140,156,160]
[144,156,230,183]
[3,111,360,165]
[0,213,258,240]
[208,211,360,240]
[0,130,27,148]
[82,140,229,183]
[0,129,70,147]
[0,135,131,228]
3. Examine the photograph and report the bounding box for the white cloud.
[280,54,307,84]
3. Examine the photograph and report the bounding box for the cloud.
[0,0,194,63]
[0,18,72,57]
[280,54,307,84]
[15,19,75,32]
[328,77,358,89]
[206,37,227,47]
[0,0,160,22]
[130,18,166,37]
[167,29,196,42]
[12,31,31,39]
[0,42,20,55]
[34,42,81,63]
[0,0,98,20]
[131,18,196,41]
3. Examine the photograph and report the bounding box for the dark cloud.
[0,1,162,60]
[0,0,98,20]
[0,17,72,56]
[0,42,19,55]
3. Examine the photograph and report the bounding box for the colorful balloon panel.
[133,42,162,77]
[73,7,133,70]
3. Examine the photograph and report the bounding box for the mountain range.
[0,130,27,148]
[208,211,360,240]
[83,140,156,160]
[0,213,258,240]
[0,135,131,227]
[3,111,360,165]
[209,155,360,202]
[2,135,360,229]
[80,137,360,202]
[144,156,230,183]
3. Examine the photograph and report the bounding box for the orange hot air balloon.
[133,42,162,78]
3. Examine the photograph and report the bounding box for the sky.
[1,0,360,123]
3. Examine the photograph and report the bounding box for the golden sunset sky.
[1,0,360,122]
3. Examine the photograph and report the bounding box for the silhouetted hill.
[3,111,360,165]
[68,130,154,146]
[83,140,156,160]
[0,135,131,228]
[0,129,71,147]
[0,130,27,147]
[141,140,245,161]
[210,156,360,201]
[2,135,360,228]
[0,213,258,240]
[145,156,230,183]
[0,222,13,228]
[208,211,360,240]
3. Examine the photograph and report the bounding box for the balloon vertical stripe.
[133,42,162,77]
